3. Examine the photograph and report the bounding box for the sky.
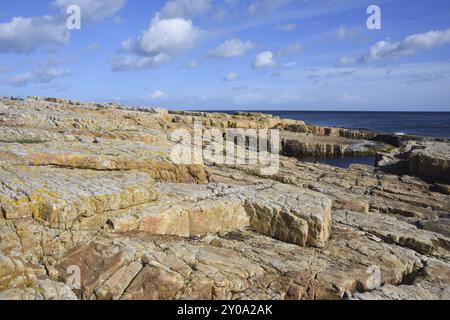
[1,0,450,111]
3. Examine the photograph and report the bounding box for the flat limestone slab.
[333,210,450,255]
[106,182,332,248]
[243,183,332,248]
[0,164,158,230]
[0,161,331,248]
[0,140,210,184]
[281,131,383,157]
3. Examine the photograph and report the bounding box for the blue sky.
[1,0,450,111]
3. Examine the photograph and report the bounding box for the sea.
[211,111,450,168]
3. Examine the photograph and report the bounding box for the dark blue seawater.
[264,111,450,139]
[300,156,376,168]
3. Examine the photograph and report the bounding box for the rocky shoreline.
[0,96,449,300]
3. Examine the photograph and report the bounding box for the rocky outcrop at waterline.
[376,140,450,184]
[0,96,449,300]
[281,131,388,158]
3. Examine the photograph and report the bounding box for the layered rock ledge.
[377,141,450,184]
[0,96,449,300]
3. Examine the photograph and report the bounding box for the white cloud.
[113,16,124,24]
[0,65,15,73]
[277,43,303,56]
[209,38,255,58]
[130,63,450,109]
[186,60,200,68]
[253,51,276,69]
[150,90,168,99]
[405,29,450,49]
[0,16,69,54]
[112,54,171,71]
[336,25,360,41]
[338,56,359,66]
[86,42,101,53]
[160,0,211,19]
[136,15,200,56]
[246,0,292,15]
[283,61,297,67]
[276,23,297,32]
[365,41,410,60]
[223,72,240,81]
[212,7,228,22]
[7,66,70,86]
[0,0,126,54]
[336,26,347,39]
[114,14,201,71]
[53,0,126,22]
[120,38,133,51]
[342,28,450,64]
[285,63,450,89]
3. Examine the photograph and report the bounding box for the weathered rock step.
[280,131,387,158]
[333,210,450,256]
[371,188,449,212]
[368,196,437,219]
[282,139,378,158]
[354,258,450,300]
[0,164,159,229]
[408,142,450,184]
[0,162,331,247]
[0,140,210,184]
[283,122,377,140]
[0,125,165,145]
[220,158,450,235]
[242,183,332,248]
[49,221,426,300]
[106,194,250,237]
[106,182,332,248]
